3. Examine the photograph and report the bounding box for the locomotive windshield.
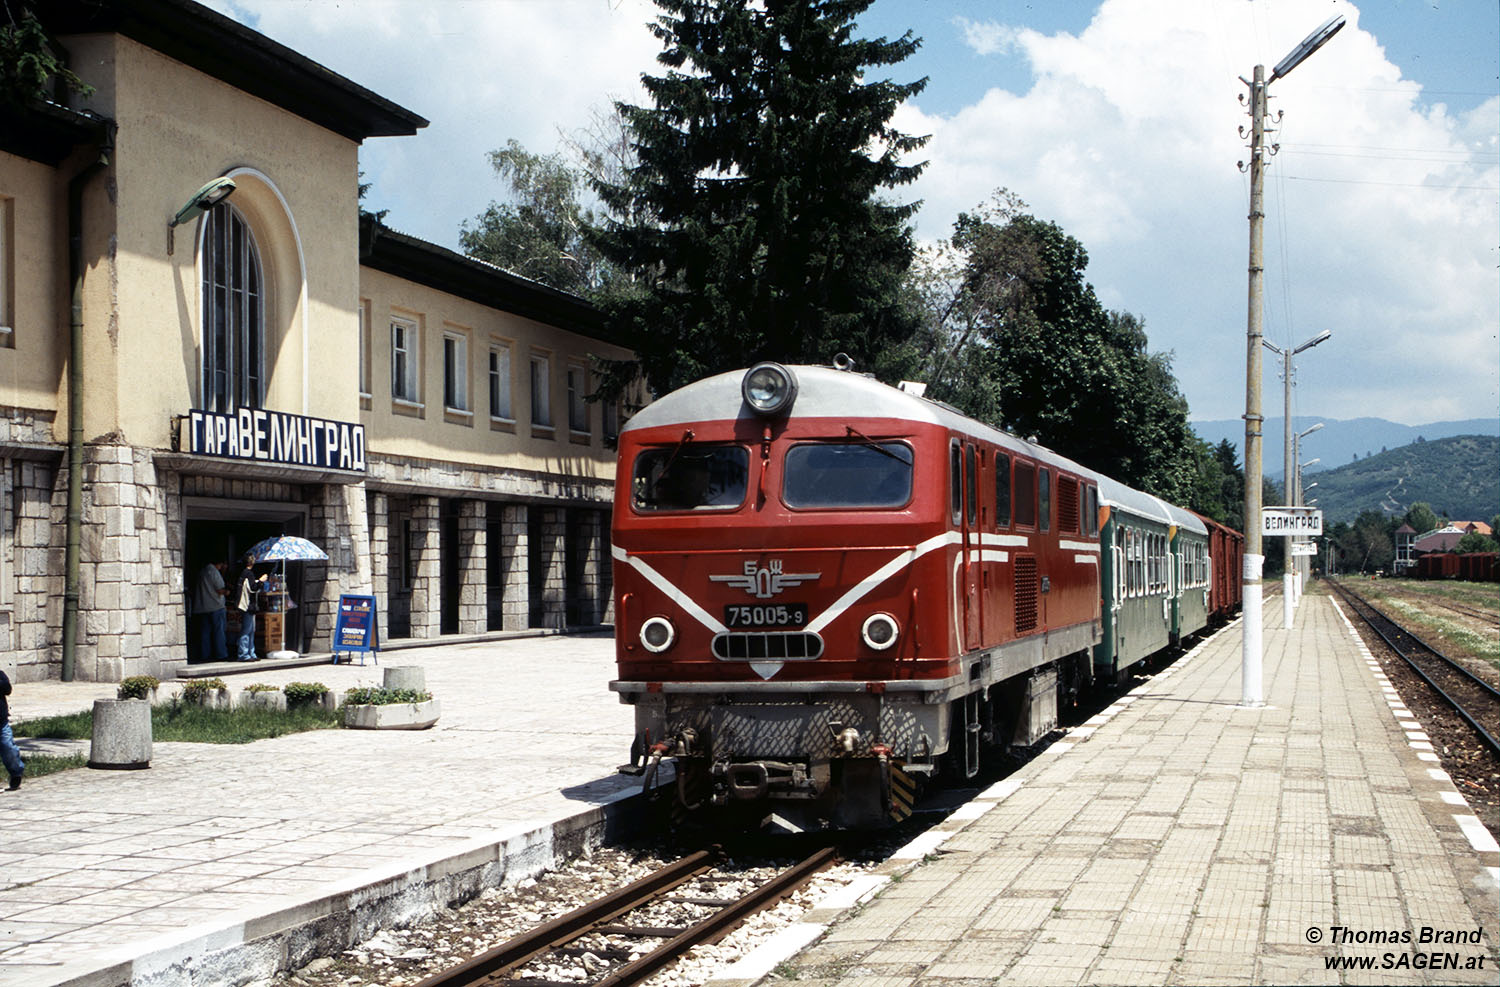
[632,445,749,511]
[783,441,913,509]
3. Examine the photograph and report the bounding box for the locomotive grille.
[712,631,825,661]
[1058,477,1080,533]
[1015,556,1039,633]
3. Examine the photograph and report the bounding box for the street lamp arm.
[1270,15,1346,83]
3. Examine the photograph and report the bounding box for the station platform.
[713,593,1500,986]
[0,633,651,987]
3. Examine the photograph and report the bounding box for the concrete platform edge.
[11,788,652,987]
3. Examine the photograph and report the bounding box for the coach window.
[633,445,749,511]
[1038,469,1051,533]
[784,441,913,509]
[949,441,962,524]
[1085,485,1099,536]
[1014,460,1036,528]
[994,453,1011,529]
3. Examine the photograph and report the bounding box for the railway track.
[1329,579,1500,759]
[411,844,839,987]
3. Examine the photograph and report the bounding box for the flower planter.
[238,690,287,712]
[183,688,232,710]
[344,698,440,730]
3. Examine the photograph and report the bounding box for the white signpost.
[1262,506,1323,536]
[1262,507,1323,628]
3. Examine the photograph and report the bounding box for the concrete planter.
[183,688,232,710]
[238,689,287,712]
[344,698,440,730]
[89,698,152,769]
[383,666,426,692]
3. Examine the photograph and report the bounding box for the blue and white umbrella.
[245,535,328,563]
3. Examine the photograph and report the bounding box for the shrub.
[343,686,432,706]
[180,678,228,703]
[284,681,330,708]
[117,675,159,700]
[244,683,281,694]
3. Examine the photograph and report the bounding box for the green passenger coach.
[1094,477,1211,684]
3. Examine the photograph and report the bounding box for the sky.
[204,0,1499,430]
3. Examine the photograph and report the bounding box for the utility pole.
[1238,14,1344,707]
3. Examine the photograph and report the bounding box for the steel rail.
[412,844,840,987]
[411,848,722,987]
[1331,580,1500,758]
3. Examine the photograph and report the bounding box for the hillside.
[1190,416,1497,481]
[1287,434,1499,524]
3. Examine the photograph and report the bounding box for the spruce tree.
[593,0,928,396]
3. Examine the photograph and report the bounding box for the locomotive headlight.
[861,613,899,651]
[640,616,676,653]
[741,362,798,417]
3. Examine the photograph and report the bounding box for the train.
[609,360,1243,830]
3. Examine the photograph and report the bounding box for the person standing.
[1,668,23,791]
[231,554,267,662]
[192,560,229,662]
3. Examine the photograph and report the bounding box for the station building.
[0,0,635,682]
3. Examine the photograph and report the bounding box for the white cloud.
[902,0,1498,424]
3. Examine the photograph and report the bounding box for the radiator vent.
[713,632,824,662]
[1015,556,1039,633]
[1058,477,1080,533]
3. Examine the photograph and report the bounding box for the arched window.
[201,202,264,412]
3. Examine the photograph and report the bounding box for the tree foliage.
[1,7,94,108]
[460,140,610,293]
[591,0,928,397]
[1401,502,1440,536]
[1328,510,1396,574]
[924,191,1200,505]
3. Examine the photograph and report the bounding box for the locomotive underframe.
[615,619,1101,829]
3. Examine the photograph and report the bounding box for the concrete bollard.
[88,699,152,770]
[382,666,426,693]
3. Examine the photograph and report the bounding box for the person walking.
[192,560,229,662]
[231,554,267,662]
[1,668,23,791]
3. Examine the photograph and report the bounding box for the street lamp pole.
[1263,334,1329,628]
[1239,14,1344,707]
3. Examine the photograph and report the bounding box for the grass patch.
[13,701,343,745]
[21,751,89,779]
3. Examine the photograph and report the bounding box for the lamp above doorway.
[167,176,236,255]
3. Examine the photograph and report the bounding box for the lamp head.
[170,177,237,228]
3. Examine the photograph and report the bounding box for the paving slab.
[0,633,650,987]
[715,595,1499,986]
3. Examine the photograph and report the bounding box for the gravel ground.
[1332,584,1500,840]
[260,838,890,987]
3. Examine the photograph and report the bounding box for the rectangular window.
[443,331,469,412]
[995,452,1011,529]
[567,365,589,435]
[603,396,620,443]
[488,344,513,421]
[1039,468,1052,533]
[965,444,977,524]
[0,196,13,343]
[391,318,419,403]
[949,441,962,523]
[1014,461,1036,528]
[357,302,371,398]
[530,354,552,428]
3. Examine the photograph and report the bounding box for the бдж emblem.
[710,559,819,599]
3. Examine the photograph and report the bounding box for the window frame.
[488,342,514,423]
[391,317,421,405]
[201,201,265,413]
[442,329,470,414]
[530,352,553,430]
[567,363,590,438]
[0,196,13,343]
[1013,460,1037,529]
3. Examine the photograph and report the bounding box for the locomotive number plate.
[724,603,809,628]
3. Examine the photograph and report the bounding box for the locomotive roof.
[625,364,1206,536]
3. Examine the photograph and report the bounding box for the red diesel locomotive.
[610,360,1111,830]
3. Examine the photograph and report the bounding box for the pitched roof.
[37,0,427,142]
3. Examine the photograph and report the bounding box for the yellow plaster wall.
[359,266,631,483]
[0,152,68,419]
[65,34,362,448]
